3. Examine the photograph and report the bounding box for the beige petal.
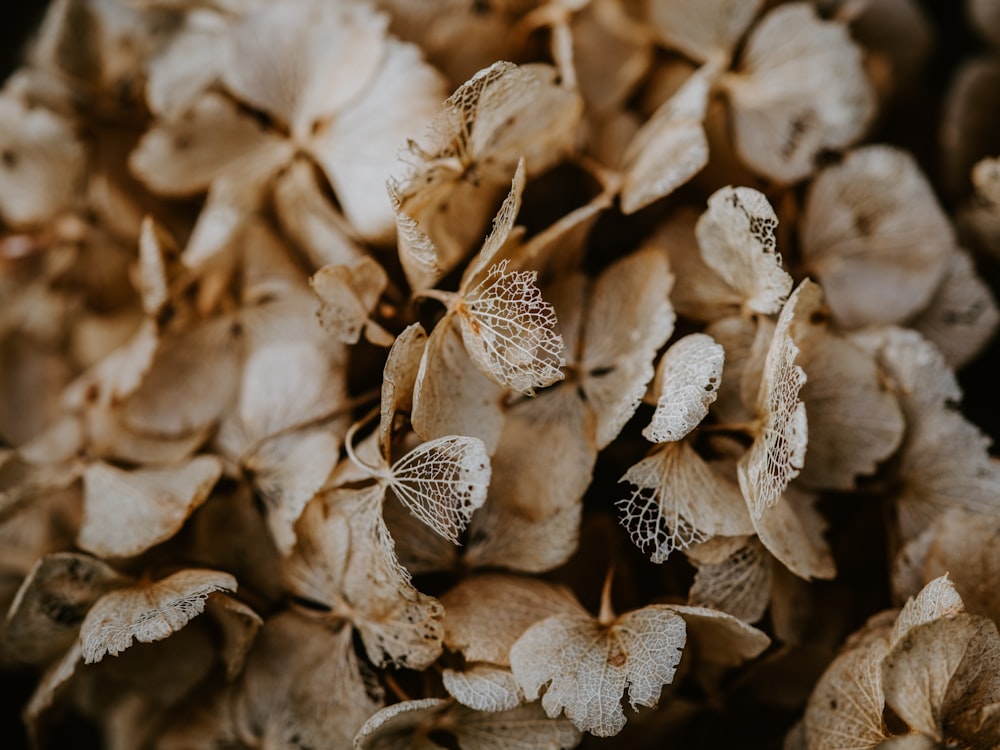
[667,604,771,667]
[800,146,954,328]
[80,568,237,662]
[379,323,428,452]
[387,434,490,543]
[232,612,382,750]
[129,91,292,196]
[688,536,772,623]
[648,0,763,64]
[789,284,905,490]
[510,605,687,736]
[311,257,389,345]
[620,62,715,214]
[705,314,761,423]
[891,575,966,648]
[738,283,809,518]
[910,248,999,369]
[753,487,836,581]
[4,553,127,665]
[311,38,446,243]
[354,697,450,750]
[442,664,523,712]
[724,3,875,183]
[581,246,676,448]
[881,614,1000,742]
[206,594,262,680]
[79,456,222,558]
[462,159,526,284]
[618,441,754,563]
[645,333,724,443]
[412,318,507,453]
[442,574,585,666]
[0,94,85,227]
[695,186,791,316]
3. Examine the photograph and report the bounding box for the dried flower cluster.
[2,0,1000,748]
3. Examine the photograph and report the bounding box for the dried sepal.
[442,664,524,712]
[723,3,876,183]
[648,0,763,64]
[688,537,772,623]
[695,186,792,316]
[80,568,237,663]
[380,323,428,453]
[752,487,836,581]
[738,282,809,518]
[78,456,223,558]
[800,145,955,328]
[666,605,771,667]
[618,441,753,563]
[311,257,390,345]
[510,601,687,737]
[442,574,586,666]
[644,333,724,443]
[385,434,490,544]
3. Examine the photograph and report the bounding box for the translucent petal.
[387,434,491,543]
[311,257,389,345]
[80,569,237,662]
[695,186,791,316]
[666,605,771,667]
[510,606,687,737]
[443,665,523,712]
[644,333,724,443]
[649,0,763,64]
[460,259,565,395]
[752,487,836,581]
[688,537,772,623]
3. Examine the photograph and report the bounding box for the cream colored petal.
[645,333,724,443]
[705,315,760,423]
[353,698,449,750]
[379,323,428,450]
[695,185,791,316]
[442,573,585,666]
[738,283,809,518]
[582,247,676,448]
[80,568,237,662]
[724,3,875,183]
[311,257,389,345]
[666,605,771,667]
[648,0,763,64]
[910,248,1000,370]
[800,145,954,329]
[459,259,565,395]
[789,283,905,490]
[0,94,85,227]
[4,553,127,665]
[510,606,686,737]
[79,456,222,558]
[462,159,526,284]
[443,664,523,712]
[412,319,507,453]
[620,62,715,214]
[273,159,366,269]
[129,91,291,196]
[221,0,387,134]
[233,613,381,749]
[688,537,772,623]
[618,441,753,563]
[752,487,836,581]
[311,38,446,243]
[891,575,966,648]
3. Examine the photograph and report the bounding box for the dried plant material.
[510,582,687,736]
[738,282,809,519]
[78,456,222,558]
[285,486,445,669]
[443,664,524,712]
[393,62,583,286]
[80,568,237,663]
[862,327,1000,541]
[620,62,716,214]
[206,594,262,680]
[4,553,127,665]
[800,145,954,329]
[785,281,905,490]
[688,537,772,624]
[442,574,586,666]
[0,93,85,227]
[910,249,999,369]
[311,257,391,346]
[648,0,762,64]
[644,333,724,443]
[722,3,876,183]
[665,604,771,667]
[618,440,753,563]
[695,186,792,316]
[355,697,582,750]
[231,613,382,750]
[752,487,835,582]
[380,323,429,450]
